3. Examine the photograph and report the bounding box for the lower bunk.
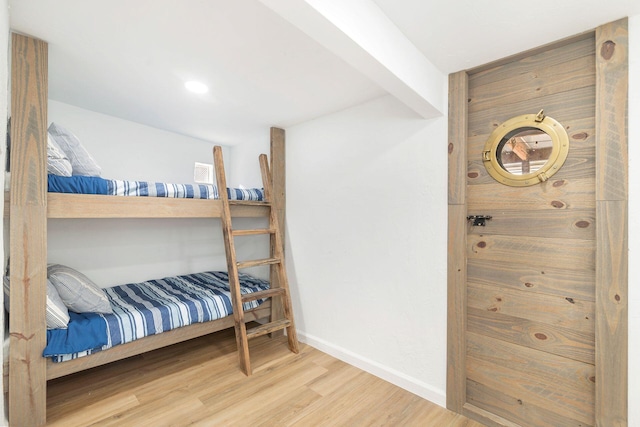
[47,301,271,380]
[13,269,273,381]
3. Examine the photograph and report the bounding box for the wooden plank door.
[447,19,628,427]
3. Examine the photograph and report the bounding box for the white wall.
[227,138,270,189]
[49,100,226,184]
[286,95,449,405]
[46,101,268,287]
[628,13,639,427]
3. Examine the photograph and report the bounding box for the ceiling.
[9,0,640,145]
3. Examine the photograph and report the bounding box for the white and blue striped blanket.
[108,180,264,200]
[108,180,221,199]
[48,174,264,201]
[45,271,270,362]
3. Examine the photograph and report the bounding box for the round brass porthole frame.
[482,110,570,187]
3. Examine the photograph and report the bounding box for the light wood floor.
[45,328,484,426]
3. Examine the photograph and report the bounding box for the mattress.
[45,271,270,362]
[47,174,264,200]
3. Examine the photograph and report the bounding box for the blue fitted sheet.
[48,174,109,195]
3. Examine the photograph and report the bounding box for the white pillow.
[47,264,112,314]
[47,122,102,177]
[47,133,73,177]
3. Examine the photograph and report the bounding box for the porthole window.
[482,110,569,187]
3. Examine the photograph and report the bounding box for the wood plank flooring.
[44,328,484,426]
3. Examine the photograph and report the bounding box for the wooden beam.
[257,0,444,118]
[4,193,270,219]
[510,138,530,161]
[269,127,285,337]
[447,71,468,412]
[595,18,628,427]
[448,72,468,206]
[9,33,48,427]
[595,19,628,202]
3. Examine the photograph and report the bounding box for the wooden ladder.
[213,146,299,375]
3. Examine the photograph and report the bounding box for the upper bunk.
[6,35,284,221]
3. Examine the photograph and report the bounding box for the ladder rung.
[241,287,286,303]
[237,257,281,269]
[232,228,276,237]
[228,200,271,207]
[246,319,291,339]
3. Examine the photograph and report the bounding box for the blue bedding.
[45,312,108,356]
[45,271,270,362]
[47,174,264,200]
[48,175,109,195]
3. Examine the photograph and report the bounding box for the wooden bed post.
[595,18,628,426]
[269,127,285,336]
[9,33,49,426]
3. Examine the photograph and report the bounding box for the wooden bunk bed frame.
[7,33,287,426]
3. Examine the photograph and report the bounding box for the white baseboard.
[298,331,446,407]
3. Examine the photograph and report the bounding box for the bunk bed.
[6,33,289,425]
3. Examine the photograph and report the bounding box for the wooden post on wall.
[270,127,285,336]
[595,18,628,427]
[447,71,468,413]
[9,33,48,426]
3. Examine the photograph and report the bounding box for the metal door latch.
[467,215,492,226]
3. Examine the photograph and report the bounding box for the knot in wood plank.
[600,40,616,60]
[10,332,35,341]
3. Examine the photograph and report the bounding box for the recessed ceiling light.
[185,81,209,94]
